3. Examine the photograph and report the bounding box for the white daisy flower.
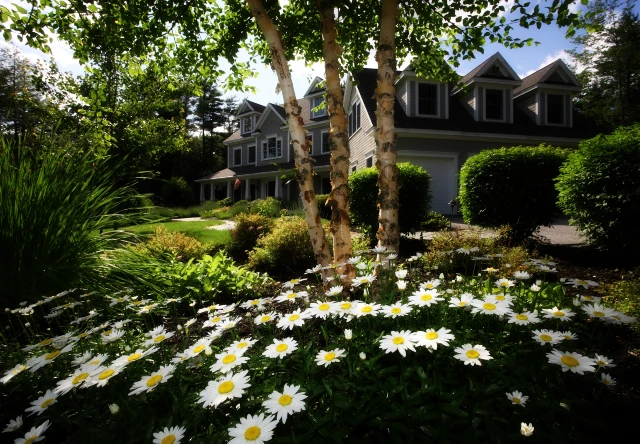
[379,331,417,357]
[275,290,309,303]
[202,315,228,329]
[395,269,408,279]
[113,346,159,367]
[336,300,356,317]
[470,300,511,316]
[601,373,616,387]
[506,390,528,406]
[217,316,241,331]
[448,293,476,309]
[55,366,96,395]
[315,349,346,367]
[513,271,531,280]
[184,338,213,358]
[71,351,93,367]
[14,420,50,444]
[228,413,278,444]
[263,338,298,359]
[521,422,534,437]
[2,364,28,383]
[22,338,56,352]
[352,302,381,317]
[171,352,190,364]
[210,351,249,374]
[381,303,412,318]
[283,278,307,288]
[565,278,599,288]
[453,344,492,366]
[226,338,257,355]
[198,370,251,408]
[262,384,307,424]
[305,264,322,274]
[184,318,197,328]
[594,355,616,368]
[325,285,343,297]
[83,354,109,368]
[276,310,311,330]
[408,289,444,307]
[86,365,123,387]
[25,390,57,416]
[420,279,441,290]
[355,262,368,271]
[198,304,221,314]
[559,331,577,341]
[546,349,596,374]
[541,306,575,322]
[101,328,125,344]
[351,274,376,287]
[129,365,176,395]
[153,426,186,444]
[412,327,455,350]
[508,311,541,325]
[531,329,564,345]
[27,344,74,372]
[308,301,338,319]
[254,312,277,325]
[495,278,515,288]
[2,415,22,433]
[241,298,267,310]
[582,303,617,319]
[485,293,514,304]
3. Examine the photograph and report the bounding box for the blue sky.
[2,0,639,107]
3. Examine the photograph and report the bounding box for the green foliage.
[351,232,374,253]
[0,137,137,305]
[250,197,282,218]
[314,193,332,220]
[131,226,210,262]
[161,177,194,207]
[349,163,431,240]
[556,126,640,253]
[119,220,229,247]
[249,217,325,277]
[606,271,640,333]
[201,207,232,220]
[459,145,569,242]
[218,197,233,207]
[230,200,250,217]
[228,213,274,261]
[152,201,220,219]
[422,211,450,232]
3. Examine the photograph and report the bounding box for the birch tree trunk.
[247,0,332,268]
[374,0,400,253]
[317,0,355,284]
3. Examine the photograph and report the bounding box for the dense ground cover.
[1,246,636,443]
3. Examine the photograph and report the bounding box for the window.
[248,146,256,164]
[311,96,326,118]
[417,83,438,116]
[365,156,373,168]
[351,164,357,173]
[262,137,282,160]
[348,102,361,136]
[485,89,504,120]
[233,148,242,166]
[242,117,253,134]
[547,94,565,125]
[321,131,330,153]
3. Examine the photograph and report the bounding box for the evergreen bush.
[161,177,194,207]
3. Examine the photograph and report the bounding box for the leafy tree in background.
[570,0,640,129]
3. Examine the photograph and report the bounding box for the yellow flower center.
[89,359,100,365]
[193,345,205,354]
[603,379,610,385]
[287,294,297,299]
[24,437,38,444]
[391,307,402,314]
[513,398,521,404]
[218,381,234,394]
[45,350,61,360]
[103,329,113,336]
[466,350,480,359]
[244,426,261,441]
[361,306,372,313]
[425,284,434,289]
[393,337,405,345]
[276,343,288,352]
[319,303,330,311]
[483,303,496,311]
[598,360,606,366]
[291,279,299,284]
[421,295,433,301]
[516,314,528,320]
[324,352,336,361]
[78,332,88,338]
[261,316,271,322]
[340,302,352,310]
[39,338,53,346]
[250,300,259,305]
[208,305,216,311]
[289,314,300,321]
[278,394,293,406]
[212,317,221,323]
[495,295,505,301]
[426,332,439,340]
[161,435,176,444]
[554,311,565,317]
[146,374,163,387]
[458,302,467,306]
[360,278,368,283]
[222,354,236,365]
[41,398,54,409]
[560,355,579,367]
[72,372,89,385]
[116,298,124,302]
[540,334,553,342]
[154,335,165,343]
[237,342,248,349]
[577,280,588,285]
[99,369,115,380]
[593,311,605,317]
[128,353,142,362]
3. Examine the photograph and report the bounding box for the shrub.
[249,217,329,276]
[606,272,640,332]
[228,213,274,260]
[349,162,431,240]
[556,126,640,253]
[201,207,232,219]
[219,197,233,207]
[351,232,373,253]
[421,211,450,232]
[230,200,250,217]
[161,176,194,207]
[133,226,209,262]
[459,145,569,242]
[250,197,282,218]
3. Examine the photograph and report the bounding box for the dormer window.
[547,94,565,125]
[417,83,438,116]
[242,117,253,134]
[485,89,504,121]
[311,97,326,118]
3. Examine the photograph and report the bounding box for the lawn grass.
[120,220,231,245]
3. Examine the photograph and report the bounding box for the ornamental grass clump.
[0,248,636,442]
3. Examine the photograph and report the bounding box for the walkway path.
[171,217,237,231]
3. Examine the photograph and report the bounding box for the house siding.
[516,92,538,123]
[397,80,408,114]
[256,112,287,166]
[348,91,376,171]
[461,90,475,118]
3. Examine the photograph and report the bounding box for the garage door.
[398,155,456,214]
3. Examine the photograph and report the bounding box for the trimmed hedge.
[349,162,431,240]
[458,145,569,241]
[556,125,640,253]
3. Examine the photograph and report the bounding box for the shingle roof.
[224,130,242,143]
[245,100,266,113]
[513,62,557,96]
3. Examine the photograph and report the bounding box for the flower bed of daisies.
[0,251,636,443]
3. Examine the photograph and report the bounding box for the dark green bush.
[459,145,569,242]
[161,176,194,207]
[230,200,250,217]
[422,211,450,231]
[219,197,233,207]
[131,226,210,262]
[556,126,640,253]
[349,162,431,240]
[228,213,274,260]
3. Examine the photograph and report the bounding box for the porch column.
[275,175,281,199]
[226,181,232,198]
[245,179,251,200]
[210,183,215,201]
[199,183,205,202]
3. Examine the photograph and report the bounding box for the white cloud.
[519,49,579,77]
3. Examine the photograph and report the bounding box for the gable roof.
[452,52,521,94]
[514,59,581,96]
[255,103,287,130]
[237,99,266,116]
[303,77,326,97]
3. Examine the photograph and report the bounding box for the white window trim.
[483,87,507,123]
[233,147,242,167]
[544,92,567,127]
[261,134,283,161]
[320,130,330,154]
[247,145,257,165]
[242,116,253,134]
[311,97,326,118]
[364,150,374,168]
[416,81,440,118]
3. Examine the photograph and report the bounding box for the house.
[196,52,595,213]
